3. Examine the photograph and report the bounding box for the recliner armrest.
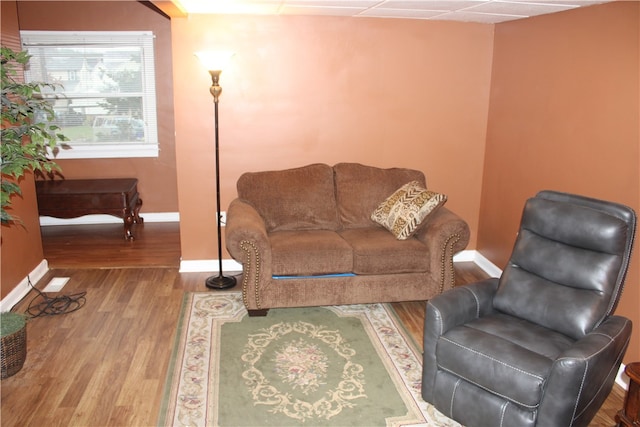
[537,315,632,427]
[426,278,499,333]
[422,278,499,402]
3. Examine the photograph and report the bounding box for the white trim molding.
[179,259,242,274]
[617,364,630,390]
[471,251,503,278]
[39,211,179,226]
[0,259,48,312]
[453,250,503,278]
[177,250,493,278]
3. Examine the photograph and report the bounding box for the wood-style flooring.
[0,222,626,426]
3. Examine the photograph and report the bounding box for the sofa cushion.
[371,181,447,240]
[333,163,426,229]
[339,228,430,274]
[237,163,340,232]
[270,230,354,276]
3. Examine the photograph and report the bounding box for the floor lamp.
[195,51,237,290]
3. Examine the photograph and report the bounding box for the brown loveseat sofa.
[225,163,470,315]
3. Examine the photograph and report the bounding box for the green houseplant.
[1,46,67,224]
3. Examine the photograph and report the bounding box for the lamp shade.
[194,50,235,72]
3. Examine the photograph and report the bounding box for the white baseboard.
[179,251,479,275]
[39,211,180,226]
[617,363,629,390]
[179,258,243,273]
[472,251,504,278]
[452,249,475,262]
[177,250,492,276]
[0,259,48,312]
[453,250,503,278]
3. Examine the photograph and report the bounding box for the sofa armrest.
[413,206,471,292]
[537,315,632,427]
[225,199,268,259]
[422,279,499,402]
[225,198,272,311]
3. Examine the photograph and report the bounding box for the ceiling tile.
[174,0,615,22]
[432,10,524,23]
[280,5,367,15]
[374,1,485,11]
[284,0,380,6]
[464,1,577,16]
[358,8,445,18]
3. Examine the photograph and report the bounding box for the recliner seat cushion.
[437,313,574,409]
[270,230,353,276]
[339,227,430,274]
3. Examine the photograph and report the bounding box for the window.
[20,31,158,159]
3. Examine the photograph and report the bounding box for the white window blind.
[20,31,159,159]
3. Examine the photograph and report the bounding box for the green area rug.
[159,292,457,427]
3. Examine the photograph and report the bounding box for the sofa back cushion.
[237,163,340,232]
[333,163,426,229]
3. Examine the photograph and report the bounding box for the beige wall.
[481,1,640,362]
[171,14,494,260]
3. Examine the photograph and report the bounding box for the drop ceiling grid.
[175,0,613,23]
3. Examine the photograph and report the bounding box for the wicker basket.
[1,323,27,380]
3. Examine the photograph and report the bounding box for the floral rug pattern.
[242,320,366,421]
[159,292,459,427]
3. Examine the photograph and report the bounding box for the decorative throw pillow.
[371,181,447,240]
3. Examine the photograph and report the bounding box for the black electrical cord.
[25,277,87,318]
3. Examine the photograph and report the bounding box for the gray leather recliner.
[422,190,637,427]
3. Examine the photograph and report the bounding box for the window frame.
[20,30,159,159]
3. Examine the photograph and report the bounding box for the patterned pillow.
[371,181,447,240]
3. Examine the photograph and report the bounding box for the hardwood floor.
[40,222,181,269]
[0,222,625,426]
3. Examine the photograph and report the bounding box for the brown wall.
[0,0,45,299]
[16,1,178,214]
[171,14,494,260]
[481,1,640,362]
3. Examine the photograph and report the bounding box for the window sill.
[50,143,159,159]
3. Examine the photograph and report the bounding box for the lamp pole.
[198,57,237,290]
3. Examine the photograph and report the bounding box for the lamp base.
[205,275,237,290]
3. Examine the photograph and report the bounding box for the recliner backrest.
[493,190,636,340]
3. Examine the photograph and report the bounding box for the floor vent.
[43,277,70,292]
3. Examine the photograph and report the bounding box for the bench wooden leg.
[124,211,135,240]
[133,198,143,224]
[123,197,143,240]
